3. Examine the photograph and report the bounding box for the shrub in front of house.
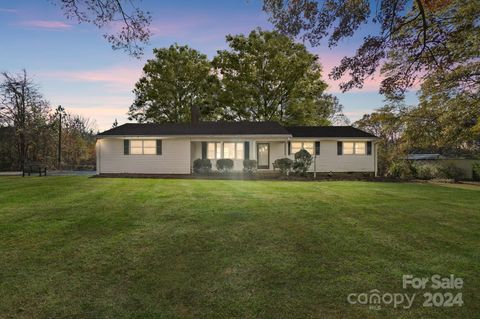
[216,159,234,173]
[193,158,212,174]
[437,162,464,181]
[243,159,257,174]
[293,149,313,176]
[274,158,293,175]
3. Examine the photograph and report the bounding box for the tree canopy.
[128,44,220,123]
[54,0,151,58]
[213,30,344,125]
[130,31,345,125]
[262,0,479,99]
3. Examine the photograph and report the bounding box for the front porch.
[190,139,288,172]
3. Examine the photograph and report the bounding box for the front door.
[257,143,270,169]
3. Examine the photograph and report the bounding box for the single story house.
[96,121,379,175]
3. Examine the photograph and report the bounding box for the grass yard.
[0,177,479,318]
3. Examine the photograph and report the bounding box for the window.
[143,140,156,155]
[130,140,159,155]
[207,142,244,159]
[207,142,216,159]
[291,141,314,155]
[355,142,366,155]
[130,140,143,155]
[291,142,302,154]
[223,143,235,159]
[236,143,244,160]
[343,142,354,155]
[216,142,222,159]
[343,142,366,155]
[303,142,314,155]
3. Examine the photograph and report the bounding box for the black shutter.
[287,141,291,155]
[367,141,372,155]
[124,139,129,155]
[201,142,207,159]
[244,141,250,160]
[315,141,320,155]
[156,140,162,155]
[337,141,343,155]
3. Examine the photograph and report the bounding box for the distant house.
[96,120,379,176]
[406,153,477,180]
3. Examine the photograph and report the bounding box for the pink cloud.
[316,53,384,93]
[39,66,142,90]
[17,20,72,30]
[50,97,134,131]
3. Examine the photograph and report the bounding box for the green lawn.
[0,177,479,318]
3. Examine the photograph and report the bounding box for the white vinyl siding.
[289,140,375,172]
[97,138,190,174]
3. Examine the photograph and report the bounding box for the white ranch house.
[96,121,379,176]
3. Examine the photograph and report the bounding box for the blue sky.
[0,0,417,130]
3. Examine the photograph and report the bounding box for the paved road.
[0,171,96,176]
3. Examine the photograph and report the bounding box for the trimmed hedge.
[274,158,293,175]
[193,158,212,174]
[216,159,234,173]
[243,159,257,174]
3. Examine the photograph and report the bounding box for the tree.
[128,44,220,123]
[354,105,405,175]
[262,0,479,99]
[0,70,51,168]
[385,0,479,153]
[60,113,97,169]
[54,0,151,58]
[0,70,98,171]
[212,29,343,124]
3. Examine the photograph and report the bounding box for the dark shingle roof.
[98,122,378,138]
[98,121,290,136]
[286,126,377,138]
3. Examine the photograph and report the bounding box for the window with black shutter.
[315,141,320,155]
[201,142,207,159]
[156,140,162,155]
[337,141,343,155]
[367,141,372,155]
[244,141,250,160]
[123,140,129,155]
[287,141,291,155]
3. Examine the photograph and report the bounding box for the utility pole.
[57,105,64,170]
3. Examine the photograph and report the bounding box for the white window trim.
[207,142,244,160]
[343,142,366,155]
[130,140,158,155]
[291,141,315,155]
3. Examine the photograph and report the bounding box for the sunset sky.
[0,0,417,130]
